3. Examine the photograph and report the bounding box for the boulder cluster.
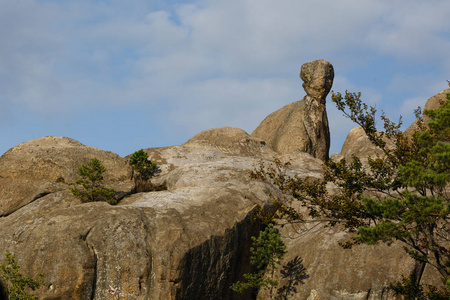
[0,60,446,299]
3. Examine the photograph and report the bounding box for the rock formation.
[0,131,442,300]
[184,126,275,158]
[404,88,450,137]
[0,136,133,217]
[0,74,446,300]
[0,135,274,300]
[337,126,386,163]
[252,59,333,160]
[336,88,450,163]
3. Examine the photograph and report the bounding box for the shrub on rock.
[129,149,160,192]
[69,158,117,205]
[0,251,45,300]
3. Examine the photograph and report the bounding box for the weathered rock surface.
[338,126,386,163]
[0,136,133,217]
[404,88,450,137]
[0,86,446,299]
[252,59,333,160]
[0,129,440,300]
[184,126,275,159]
[336,89,449,163]
[300,59,334,103]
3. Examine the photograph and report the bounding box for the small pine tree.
[70,158,117,205]
[0,251,45,300]
[231,224,287,299]
[129,149,159,192]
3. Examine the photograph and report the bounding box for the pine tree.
[0,251,45,300]
[251,87,450,298]
[69,158,117,205]
[129,149,159,192]
[231,224,287,299]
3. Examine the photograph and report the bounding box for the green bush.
[129,149,160,192]
[0,251,45,300]
[231,224,287,299]
[69,158,117,205]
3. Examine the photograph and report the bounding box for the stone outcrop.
[184,126,275,159]
[0,130,441,300]
[0,136,133,217]
[337,126,386,163]
[0,74,446,300]
[252,59,333,160]
[0,135,276,299]
[404,88,450,137]
[336,89,449,163]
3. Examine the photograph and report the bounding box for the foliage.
[129,149,158,181]
[69,158,117,205]
[0,251,45,300]
[250,87,450,298]
[231,224,287,299]
[129,149,160,192]
[390,275,450,300]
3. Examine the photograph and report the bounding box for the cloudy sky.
[1,0,449,157]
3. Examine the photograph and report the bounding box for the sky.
[1,0,449,157]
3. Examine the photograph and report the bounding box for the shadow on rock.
[277,256,309,300]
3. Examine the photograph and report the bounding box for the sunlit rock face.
[0,136,133,217]
[0,68,445,300]
[335,88,450,164]
[252,59,333,160]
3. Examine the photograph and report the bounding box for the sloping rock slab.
[0,133,442,300]
[0,136,133,216]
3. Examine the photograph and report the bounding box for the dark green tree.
[129,149,159,192]
[70,158,117,205]
[251,87,450,299]
[231,224,287,299]
[0,251,45,300]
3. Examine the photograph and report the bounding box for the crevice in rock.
[380,286,391,300]
[0,191,54,218]
[174,208,263,300]
[117,182,168,204]
[31,191,52,202]
[81,227,98,300]
[89,249,98,300]
[80,227,94,242]
[138,276,144,294]
[135,208,154,299]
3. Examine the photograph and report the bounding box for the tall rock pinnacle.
[301,59,333,160]
[252,59,334,160]
[300,59,334,103]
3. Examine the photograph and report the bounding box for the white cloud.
[365,1,450,62]
[164,76,301,134]
[1,0,449,155]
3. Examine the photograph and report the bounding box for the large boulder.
[405,88,450,137]
[184,127,276,159]
[252,60,333,160]
[0,137,272,299]
[0,132,441,300]
[0,136,133,216]
[336,89,450,163]
[337,126,386,163]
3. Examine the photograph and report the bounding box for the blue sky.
[1,0,449,157]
